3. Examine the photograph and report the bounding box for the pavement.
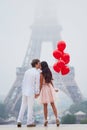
[0,125,87,130]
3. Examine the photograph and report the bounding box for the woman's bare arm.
[51,80,59,92]
[50,80,54,87]
[40,73,43,92]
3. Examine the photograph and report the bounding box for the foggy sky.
[0,0,87,98]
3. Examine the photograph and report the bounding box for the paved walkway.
[0,125,87,130]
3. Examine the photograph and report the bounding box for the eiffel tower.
[4,0,83,117]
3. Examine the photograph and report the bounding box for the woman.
[40,61,60,127]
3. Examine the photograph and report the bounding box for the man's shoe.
[27,123,36,127]
[17,122,22,127]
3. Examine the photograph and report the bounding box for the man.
[17,59,40,127]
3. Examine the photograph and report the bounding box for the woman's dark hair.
[31,59,40,67]
[41,61,53,83]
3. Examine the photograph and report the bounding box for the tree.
[69,101,87,114]
[80,119,87,124]
[0,102,8,119]
[61,114,76,124]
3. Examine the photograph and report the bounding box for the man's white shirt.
[22,68,40,96]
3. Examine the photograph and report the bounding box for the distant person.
[17,59,41,127]
[40,61,60,127]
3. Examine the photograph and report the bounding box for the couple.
[17,59,60,127]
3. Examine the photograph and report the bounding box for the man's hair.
[31,59,40,67]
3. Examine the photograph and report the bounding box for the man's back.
[22,68,40,96]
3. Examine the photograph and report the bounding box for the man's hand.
[35,94,39,98]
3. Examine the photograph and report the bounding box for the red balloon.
[57,59,65,68]
[57,41,66,51]
[53,63,60,73]
[62,53,70,64]
[53,49,62,59]
[61,66,70,75]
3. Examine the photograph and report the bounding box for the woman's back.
[42,68,53,83]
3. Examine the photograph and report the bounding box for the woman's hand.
[55,89,59,92]
[35,93,39,98]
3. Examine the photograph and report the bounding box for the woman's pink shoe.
[56,119,60,127]
[44,120,48,126]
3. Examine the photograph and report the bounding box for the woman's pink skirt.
[40,84,55,104]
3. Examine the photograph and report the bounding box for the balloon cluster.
[53,41,70,75]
